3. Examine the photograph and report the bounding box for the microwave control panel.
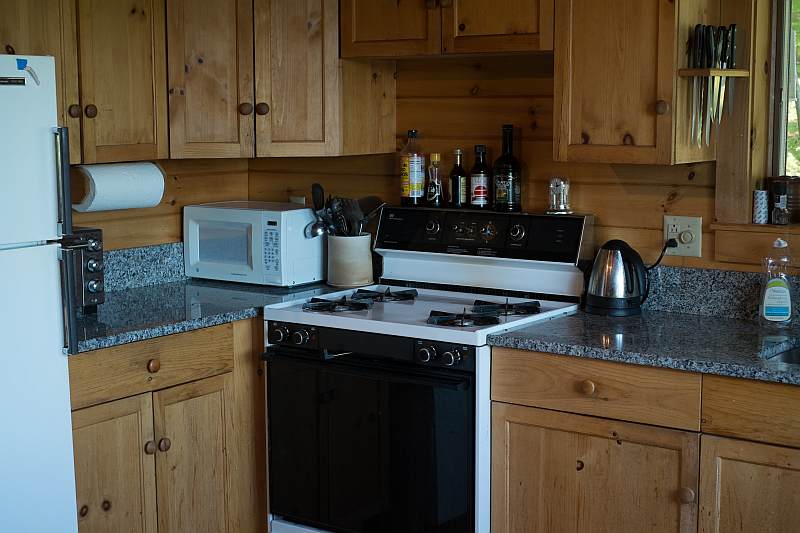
[263,228,281,274]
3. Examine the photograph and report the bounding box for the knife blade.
[715,26,729,134]
[704,25,716,146]
[690,24,703,144]
[693,25,706,146]
[727,24,737,117]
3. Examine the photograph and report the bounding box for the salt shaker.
[547,177,572,214]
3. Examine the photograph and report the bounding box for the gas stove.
[263,207,594,533]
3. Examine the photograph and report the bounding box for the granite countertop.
[488,311,800,385]
[76,279,338,353]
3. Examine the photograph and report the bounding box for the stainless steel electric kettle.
[585,240,648,316]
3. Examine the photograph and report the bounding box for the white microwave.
[183,201,324,286]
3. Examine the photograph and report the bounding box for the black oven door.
[267,351,475,533]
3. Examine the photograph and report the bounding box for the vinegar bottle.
[399,129,425,207]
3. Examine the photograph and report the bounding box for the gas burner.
[471,299,542,317]
[427,309,501,328]
[352,288,419,302]
[302,296,373,313]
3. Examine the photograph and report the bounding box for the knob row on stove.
[270,324,316,347]
[416,345,463,367]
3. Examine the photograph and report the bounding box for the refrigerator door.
[0,244,78,532]
[0,55,60,246]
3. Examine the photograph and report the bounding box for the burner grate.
[427,308,501,328]
[302,296,373,313]
[471,298,542,316]
[351,288,419,302]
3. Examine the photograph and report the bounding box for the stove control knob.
[480,222,497,241]
[86,239,102,252]
[417,346,437,363]
[86,258,103,273]
[86,280,103,293]
[441,350,462,367]
[509,224,526,242]
[291,329,310,345]
[425,220,440,235]
[271,326,290,343]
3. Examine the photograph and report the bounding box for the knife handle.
[719,26,729,69]
[692,24,704,68]
[704,25,716,68]
[713,26,724,67]
[728,24,737,69]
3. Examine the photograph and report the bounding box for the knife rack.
[677,68,750,78]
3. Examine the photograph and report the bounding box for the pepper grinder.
[547,177,573,214]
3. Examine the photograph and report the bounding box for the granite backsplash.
[104,242,186,291]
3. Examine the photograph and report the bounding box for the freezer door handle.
[53,127,72,237]
[60,247,79,355]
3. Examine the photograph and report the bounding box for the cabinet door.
[0,0,81,163]
[492,402,699,533]
[442,0,553,54]
[167,0,254,158]
[153,373,235,533]
[553,0,675,164]
[254,0,334,156]
[76,0,168,163]
[72,393,157,533]
[699,435,800,533]
[340,0,441,58]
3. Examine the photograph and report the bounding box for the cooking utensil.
[357,201,387,234]
[690,24,703,145]
[727,24,737,117]
[704,25,715,146]
[312,183,325,212]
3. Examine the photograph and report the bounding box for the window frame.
[772,0,795,177]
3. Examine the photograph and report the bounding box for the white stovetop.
[263,284,578,345]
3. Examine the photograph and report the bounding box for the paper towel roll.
[72,162,165,212]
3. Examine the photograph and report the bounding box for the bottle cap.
[407,129,418,138]
[774,238,789,249]
[502,124,514,131]
[453,147,463,156]
[474,144,486,154]
[430,153,441,162]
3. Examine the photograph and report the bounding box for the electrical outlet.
[663,215,702,257]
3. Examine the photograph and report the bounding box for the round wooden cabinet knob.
[79,505,89,518]
[580,379,596,396]
[158,438,171,452]
[255,102,270,115]
[68,104,82,118]
[146,359,160,373]
[144,440,157,455]
[84,104,98,118]
[679,487,696,504]
[101,500,112,512]
[655,100,670,115]
[458,23,466,32]
[238,102,254,115]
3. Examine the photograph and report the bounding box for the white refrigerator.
[0,55,79,532]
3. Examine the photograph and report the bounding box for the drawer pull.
[238,102,253,115]
[580,379,596,396]
[68,104,82,118]
[144,440,157,455]
[655,100,670,115]
[158,438,171,452]
[679,487,696,504]
[84,104,98,118]
[255,102,270,115]
[146,359,160,373]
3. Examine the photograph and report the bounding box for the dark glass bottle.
[470,145,491,210]
[425,153,444,207]
[450,148,468,209]
[493,124,522,212]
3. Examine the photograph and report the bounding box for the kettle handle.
[619,243,649,305]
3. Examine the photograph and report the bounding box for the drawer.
[702,375,800,448]
[69,323,235,410]
[491,348,702,430]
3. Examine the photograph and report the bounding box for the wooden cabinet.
[492,403,699,533]
[154,374,235,533]
[553,0,717,165]
[254,0,395,156]
[76,0,168,163]
[341,0,552,58]
[72,393,157,533]
[69,320,267,533]
[699,435,800,533]
[0,0,81,163]
[166,0,255,158]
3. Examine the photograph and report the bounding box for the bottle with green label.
[760,238,795,327]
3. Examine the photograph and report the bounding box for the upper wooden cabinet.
[166,0,255,158]
[76,0,168,163]
[341,0,553,58]
[254,0,395,157]
[699,435,800,533]
[0,0,81,163]
[554,0,716,165]
[492,403,700,533]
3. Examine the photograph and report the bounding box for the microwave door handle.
[53,127,73,236]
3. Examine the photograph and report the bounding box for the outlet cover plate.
[663,215,702,257]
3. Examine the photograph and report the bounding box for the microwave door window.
[198,221,253,268]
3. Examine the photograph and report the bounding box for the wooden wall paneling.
[0,0,82,163]
[715,0,757,224]
[76,0,168,163]
[72,159,249,250]
[167,0,255,158]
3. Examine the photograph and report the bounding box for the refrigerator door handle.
[53,127,73,237]
[59,247,80,355]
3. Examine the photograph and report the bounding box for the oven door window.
[268,356,475,533]
[198,221,252,267]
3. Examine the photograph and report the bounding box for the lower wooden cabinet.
[72,393,157,533]
[492,402,699,533]
[699,435,800,533]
